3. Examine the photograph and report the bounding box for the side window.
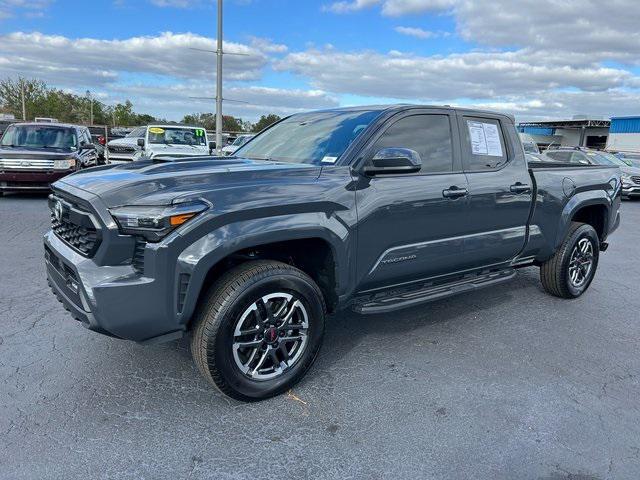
[371,114,453,173]
[571,152,591,164]
[546,151,572,162]
[462,117,509,171]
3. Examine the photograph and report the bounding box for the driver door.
[355,109,471,292]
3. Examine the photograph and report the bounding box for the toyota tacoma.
[44,105,621,401]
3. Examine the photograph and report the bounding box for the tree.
[0,77,155,126]
[252,114,281,133]
[0,77,46,121]
[181,113,244,132]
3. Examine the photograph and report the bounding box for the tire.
[191,260,326,401]
[540,222,600,299]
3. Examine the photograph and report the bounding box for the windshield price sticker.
[149,127,165,134]
[195,129,205,137]
[468,121,503,157]
[321,156,338,164]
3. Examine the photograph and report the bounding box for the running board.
[352,269,517,314]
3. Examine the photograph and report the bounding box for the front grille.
[631,176,640,185]
[0,158,55,169]
[50,195,101,257]
[132,238,146,273]
[108,145,135,154]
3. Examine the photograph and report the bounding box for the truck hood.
[0,146,76,160]
[621,165,640,176]
[148,144,209,157]
[55,156,321,207]
[107,137,138,147]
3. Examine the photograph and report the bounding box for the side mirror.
[137,138,145,148]
[364,147,422,175]
[209,141,216,154]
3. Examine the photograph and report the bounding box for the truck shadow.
[158,267,543,400]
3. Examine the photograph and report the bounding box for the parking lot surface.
[1,194,639,480]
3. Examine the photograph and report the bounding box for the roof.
[8,121,83,129]
[299,104,516,122]
[518,119,610,129]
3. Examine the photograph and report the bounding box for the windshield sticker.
[148,127,165,134]
[195,129,205,137]
[468,121,503,157]
[321,156,338,164]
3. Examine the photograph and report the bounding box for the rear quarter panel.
[522,165,621,262]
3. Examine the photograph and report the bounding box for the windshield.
[596,152,632,167]
[0,125,77,150]
[235,110,383,164]
[232,135,251,147]
[148,127,207,146]
[586,151,622,166]
[126,127,146,138]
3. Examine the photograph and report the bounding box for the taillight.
[98,136,106,145]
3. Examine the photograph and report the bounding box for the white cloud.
[106,83,339,119]
[394,26,439,39]
[0,31,267,85]
[277,47,635,100]
[0,0,53,19]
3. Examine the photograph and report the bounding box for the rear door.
[457,113,533,267]
[355,109,470,292]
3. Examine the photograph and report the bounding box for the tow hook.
[600,242,609,252]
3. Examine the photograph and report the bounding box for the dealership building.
[606,117,640,153]
[517,117,610,150]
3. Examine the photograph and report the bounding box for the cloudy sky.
[1,0,639,121]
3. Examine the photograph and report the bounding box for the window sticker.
[148,127,165,134]
[467,121,503,157]
[195,129,205,137]
[321,156,338,164]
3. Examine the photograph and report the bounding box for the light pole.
[20,79,26,121]
[86,90,94,125]
[215,0,223,155]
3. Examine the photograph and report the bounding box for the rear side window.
[371,114,453,173]
[462,117,509,171]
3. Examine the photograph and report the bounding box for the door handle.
[442,187,468,199]
[510,183,531,194]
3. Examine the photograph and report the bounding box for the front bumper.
[43,185,189,344]
[622,184,640,197]
[0,170,73,191]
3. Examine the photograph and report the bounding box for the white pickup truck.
[106,125,213,164]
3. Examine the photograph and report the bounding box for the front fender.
[174,212,352,325]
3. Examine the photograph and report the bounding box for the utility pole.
[86,90,94,125]
[20,79,26,121]
[215,0,223,155]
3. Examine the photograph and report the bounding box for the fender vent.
[178,274,190,313]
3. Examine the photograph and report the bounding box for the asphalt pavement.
[1,193,639,480]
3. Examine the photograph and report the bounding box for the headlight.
[109,200,209,241]
[54,159,76,170]
[621,173,632,185]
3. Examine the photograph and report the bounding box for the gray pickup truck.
[44,105,621,401]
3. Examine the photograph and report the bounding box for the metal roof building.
[606,117,640,153]
[517,118,610,150]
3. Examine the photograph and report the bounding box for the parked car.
[137,125,213,160]
[105,126,146,164]
[107,125,213,163]
[44,105,620,401]
[0,122,97,194]
[519,133,540,154]
[221,134,255,156]
[544,147,640,199]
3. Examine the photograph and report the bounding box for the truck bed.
[520,162,621,262]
